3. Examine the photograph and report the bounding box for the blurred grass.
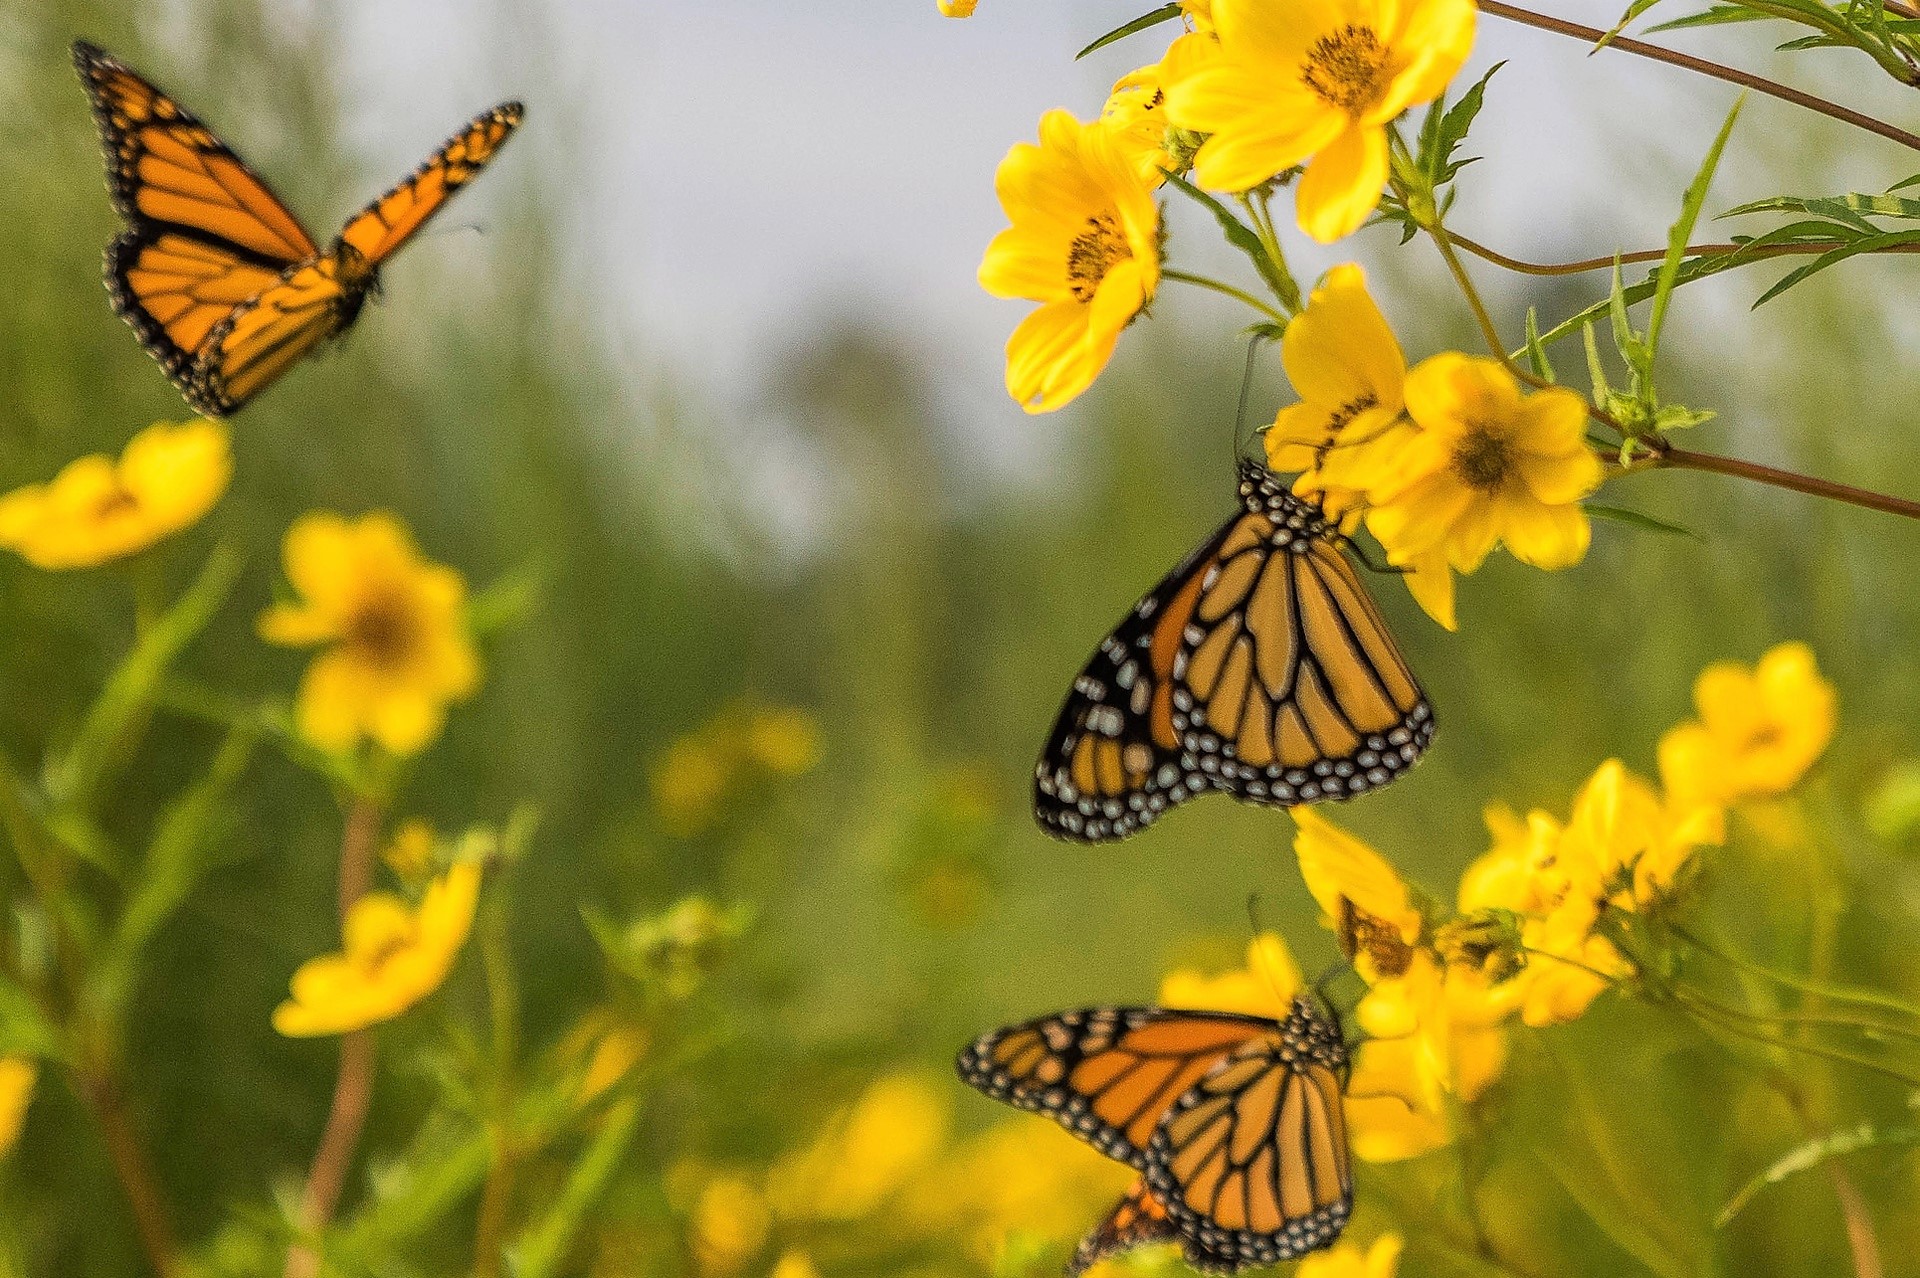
[3,2,1920,1275]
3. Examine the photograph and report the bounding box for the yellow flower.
[1160,932,1302,1018]
[980,109,1160,413]
[1102,62,1178,187]
[578,1021,649,1105]
[746,707,824,776]
[691,1174,772,1275]
[1164,0,1475,241]
[259,512,480,757]
[1292,809,1423,982]
[1659,642,1836,808]
[938,0,977,12]
[272,862,481,1037]
[768,1074,950,1221]
[1297,1234,1403,1278]
[1361,354,1601,628]
[0,420,230,570]
[769,1252,821,1278]
[0,1059,36,1158]
[1181,0,1216,30]
[382,818,437,884]
[1458,803,1564,918]
[899,1119,1130,1262]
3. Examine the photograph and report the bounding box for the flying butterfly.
[957,997,1352,1274]
[73,40,523,416]
[1034,459,1432,841]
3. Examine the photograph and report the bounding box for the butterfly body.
[1035,460,1432,841]
[75,40,522,416]
[957,997,1352,1274]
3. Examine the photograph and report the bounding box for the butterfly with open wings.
[74,40,522,416]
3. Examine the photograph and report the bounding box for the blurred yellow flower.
[768,1073,950,1221]
[1160,932,1301,1018]
[768,1252,820,1278]
[1362,354,1601,630]
[1269,264,1413,521]
[1458,803,1564,918]
[0,419,230,570]
[1102,63,1178,187]
[1292,809,1423,981]
[1164,0,1475,240]
[654,735,732,836]
[746,707,824,775]
[579,1022,649,1105]
[979,109,1160,413]
[0,1059,36,1158]
[1659,642,1836,809]
[258,512,480,757]
[1298,1234,1403,1278]
[1181,0,1215,30]
[691,1173,772,1275]
[901,1119,1131,1262]
[272,862,481,1037]
[382,817,437,884]
[938,0,976,12]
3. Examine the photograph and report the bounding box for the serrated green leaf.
[1598,0,1669,48]
[1075,4,1184,59]
[1752,228,1920,306]
[1717,1124,1920,1228]
[1646,4,1772,31]
[1587,504,1703,540]
[1648,97,1742,368]
[1583,321,1610,408]
[1524,308,1556,382]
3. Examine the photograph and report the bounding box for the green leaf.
[1160,170,1295,305]
[45,544,244,817]
[1751,228,1920,306]
[1583,321,1611,408]
[1717,1124,1920,1227]
[469,558,547,638]
[1865,760,1920,839]
[1523,308,1556,382]
[0,978,57,1059]
[1416,63,1501,194]
[1647,4,1777,31]
[1648,97,1743,365]
[1724,190,1920,228]
[1598,0,1670,48]
[507,1097,646,1278]
[1586,504,1703,540]
[1076,4,1183,59]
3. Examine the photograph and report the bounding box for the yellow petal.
[1295,124,1390,243]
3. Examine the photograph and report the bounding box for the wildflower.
[1269,265,1413,518]
[0,1059,35,1158]
[0,420,230,570]
[768,1074,950,1220]
[938,0,976,13]
[1660,642,1836,809]
[1102,62,1179,187]
[1361,354,1601,628]
[1160,932,1302,1018]
[769,1253,821,1278]
[746,706,824,775]
[272,862,481,1037]
[578,1019,649,1105]
[382,818,437,884]
[1164,0,1476,241]
[691,1174,772,1275]
[1298,1234,1404,1278]
[900,1119,1130,1263]
[1292,808,1423,981]
[980,109,1160,413]
[1181,0,1215,30]
[258,512,480,757]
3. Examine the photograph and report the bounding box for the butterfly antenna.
[1231,331,1268,467]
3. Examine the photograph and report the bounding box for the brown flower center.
[92,484,139,521]
[1066,212,1129,303]
[1339,897,1414,978]
[1301,26,1390,115]
[1452,425,1514,490]
[347,594,422,670]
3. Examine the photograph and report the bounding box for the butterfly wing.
[74,41,321,413]
[956,1008,1277,1168]
[1035,462,1432,841]
[1068,1178,1180,1276]
[1143,999,1352,1271]
[331,102,524,270]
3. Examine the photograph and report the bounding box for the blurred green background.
[4,1,1920,1275]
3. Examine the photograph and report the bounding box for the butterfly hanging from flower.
[1035,459,1433,841]
[957,995,1353,1274]
[73,40,522,416]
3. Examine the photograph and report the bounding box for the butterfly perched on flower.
[957,996,1352,1274]
[73,40,522,416]
[1035,459,1432,841]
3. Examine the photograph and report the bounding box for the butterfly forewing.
[334,103,524,269]
[1035,460,1432,841]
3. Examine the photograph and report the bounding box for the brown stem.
[82,1071,178,1277]
[1654,444,1920,520]
[1480,1,1920,153]
[1450,232,1920,277]
[1827,1156,1886,1278]
[284,796,384,1278]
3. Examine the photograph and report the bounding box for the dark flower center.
[1453,426,1514,490]
[1302,26,1390,115]
[348,595,421,670]
[1066,212,1129,303]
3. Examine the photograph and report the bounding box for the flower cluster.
[1282,641,1833,1159]
[651,702,825,837]
[1276,265,1600,629]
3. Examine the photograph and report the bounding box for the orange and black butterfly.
[957,997,1352,1274]
[73,40,522,416]
[1035,460,1431,841]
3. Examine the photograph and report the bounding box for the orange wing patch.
[335,104,524,269]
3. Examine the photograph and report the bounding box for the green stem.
[473,892,521,1277]
[1666,921,1920,1025]
[1236,191,1301,311]
[1160,269,1290,324]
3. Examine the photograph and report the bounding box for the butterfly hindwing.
[1068,1178,1180,1276]
[1142,998,1352,1271]
[956,1007,1276,1169]
[75,40,522,415]
[1036,460,1432,841]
